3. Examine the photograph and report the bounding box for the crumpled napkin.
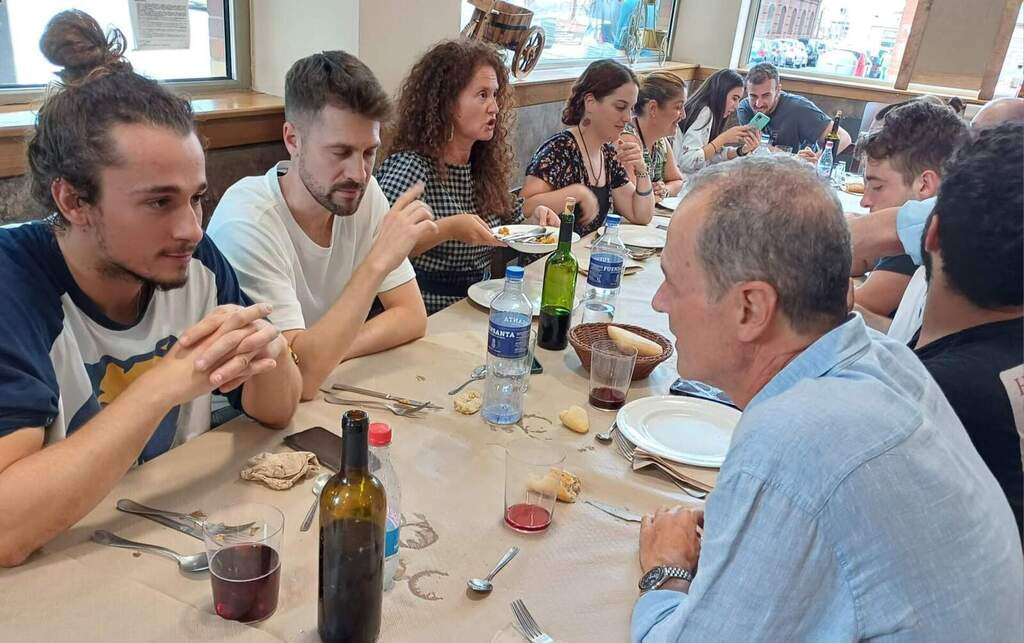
[240,451,320,490]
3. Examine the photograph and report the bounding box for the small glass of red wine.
[504,438,566,533]
[589,340,638,411]
[202,503,284,623]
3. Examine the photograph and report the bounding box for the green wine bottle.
[318,410,386,643]
[538,197,579,350]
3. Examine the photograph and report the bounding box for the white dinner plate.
[615,395,740,468]
[599,224,667,249]
[466,277,581,315]
[656,195,683,212]
[490,224,581,254]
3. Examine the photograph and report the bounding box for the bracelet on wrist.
[635,185,653,197]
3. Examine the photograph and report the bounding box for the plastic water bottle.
[751,132,772,157]
[482,266,533,425]
[368,421,400,591]
[581,214,627,321]
[817,140,835,179]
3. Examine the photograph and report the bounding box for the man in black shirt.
[911,123,1024,536]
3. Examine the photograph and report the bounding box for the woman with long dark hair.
[675,69,759,175]
[522,59,655,237]
[377,39,559,314]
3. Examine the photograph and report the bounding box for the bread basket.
[568,323,673,381]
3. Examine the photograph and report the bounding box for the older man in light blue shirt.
[635,156,1022,641]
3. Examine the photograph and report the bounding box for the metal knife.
[585,499,643,523]
[116,499,205,541]
[330,383,443,410]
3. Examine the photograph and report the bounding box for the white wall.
[250,0,360,97]
[358,0,461,97]
[669,0,746,68]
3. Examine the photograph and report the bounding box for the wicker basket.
[569,323,673,381]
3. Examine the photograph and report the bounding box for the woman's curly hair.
[386,39,516,219]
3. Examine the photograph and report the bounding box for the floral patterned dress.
[524,130,630,237]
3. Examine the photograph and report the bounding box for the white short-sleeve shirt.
[207,161,416,330]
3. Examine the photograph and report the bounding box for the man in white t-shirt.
[209,51,437,399]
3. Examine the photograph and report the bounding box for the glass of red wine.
[503,438,566,533]
[202,503,284,623]
[588,340,638,411]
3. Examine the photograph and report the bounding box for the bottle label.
[385,517,399,557]
[487,312,531,358]
[587,252,624,288]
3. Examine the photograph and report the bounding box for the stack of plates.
[615,396,740,468]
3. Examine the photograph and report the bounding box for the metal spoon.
[467,546,520,594]
[300,473,332,532]
[448,365,487,395]
[595,422,616,443]
[91,530,209,572]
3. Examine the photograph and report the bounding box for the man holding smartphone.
[737,63,851,156]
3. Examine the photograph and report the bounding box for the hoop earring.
[581,114,591,128]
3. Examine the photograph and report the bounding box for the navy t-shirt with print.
[0,221,251,463]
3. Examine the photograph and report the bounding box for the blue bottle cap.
[506,266,525,281]
[606,214,621,226]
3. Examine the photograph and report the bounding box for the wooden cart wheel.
[511,26,545,79]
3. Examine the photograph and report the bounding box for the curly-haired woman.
[377,39,559,314]
[521,59,655,237]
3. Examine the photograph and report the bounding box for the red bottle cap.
[368,422,392,446]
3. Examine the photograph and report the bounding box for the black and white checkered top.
[376,151,524,314]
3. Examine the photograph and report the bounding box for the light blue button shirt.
[632,315,1023,642]
[896,197,935,265]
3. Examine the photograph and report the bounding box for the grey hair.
[685,155,852,334]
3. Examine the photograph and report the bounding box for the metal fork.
[613,429,708,500]
[511,599,554,643]
[322,394,430,417]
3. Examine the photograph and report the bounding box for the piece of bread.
[453,389,482,415]
[607,325,662,357]
[527,468,582,503]
[845,182,864,194]
[559,405,590,433]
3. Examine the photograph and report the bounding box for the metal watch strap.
[657,566,693,588]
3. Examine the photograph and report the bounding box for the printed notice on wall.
[128,0,190,50]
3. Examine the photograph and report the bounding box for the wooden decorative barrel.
[470,0,534,49]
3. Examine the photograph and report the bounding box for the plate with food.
[492,224,580,254]
[467,276,582,315]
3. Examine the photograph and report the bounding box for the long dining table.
[1,222,699,642]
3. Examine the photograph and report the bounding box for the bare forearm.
[523,184,587,215]
[855,304,893,334]
[240,343,301,429]
[289,261,388,400]
[410,217,456,257]
[619,177,655,225]
[664,179,684,197]
[342,302,427,361]
[0,383,172,566]
[848,210,902,275]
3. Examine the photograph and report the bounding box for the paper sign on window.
[129,0,190,51]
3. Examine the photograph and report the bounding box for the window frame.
[0,0,251,106]
[737,0,900,90]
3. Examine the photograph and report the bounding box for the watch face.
[639,566,666,591]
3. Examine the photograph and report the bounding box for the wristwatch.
[639,565,693,592]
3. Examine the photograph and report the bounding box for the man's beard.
[297,157,365,217]
[94,221,192,292]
